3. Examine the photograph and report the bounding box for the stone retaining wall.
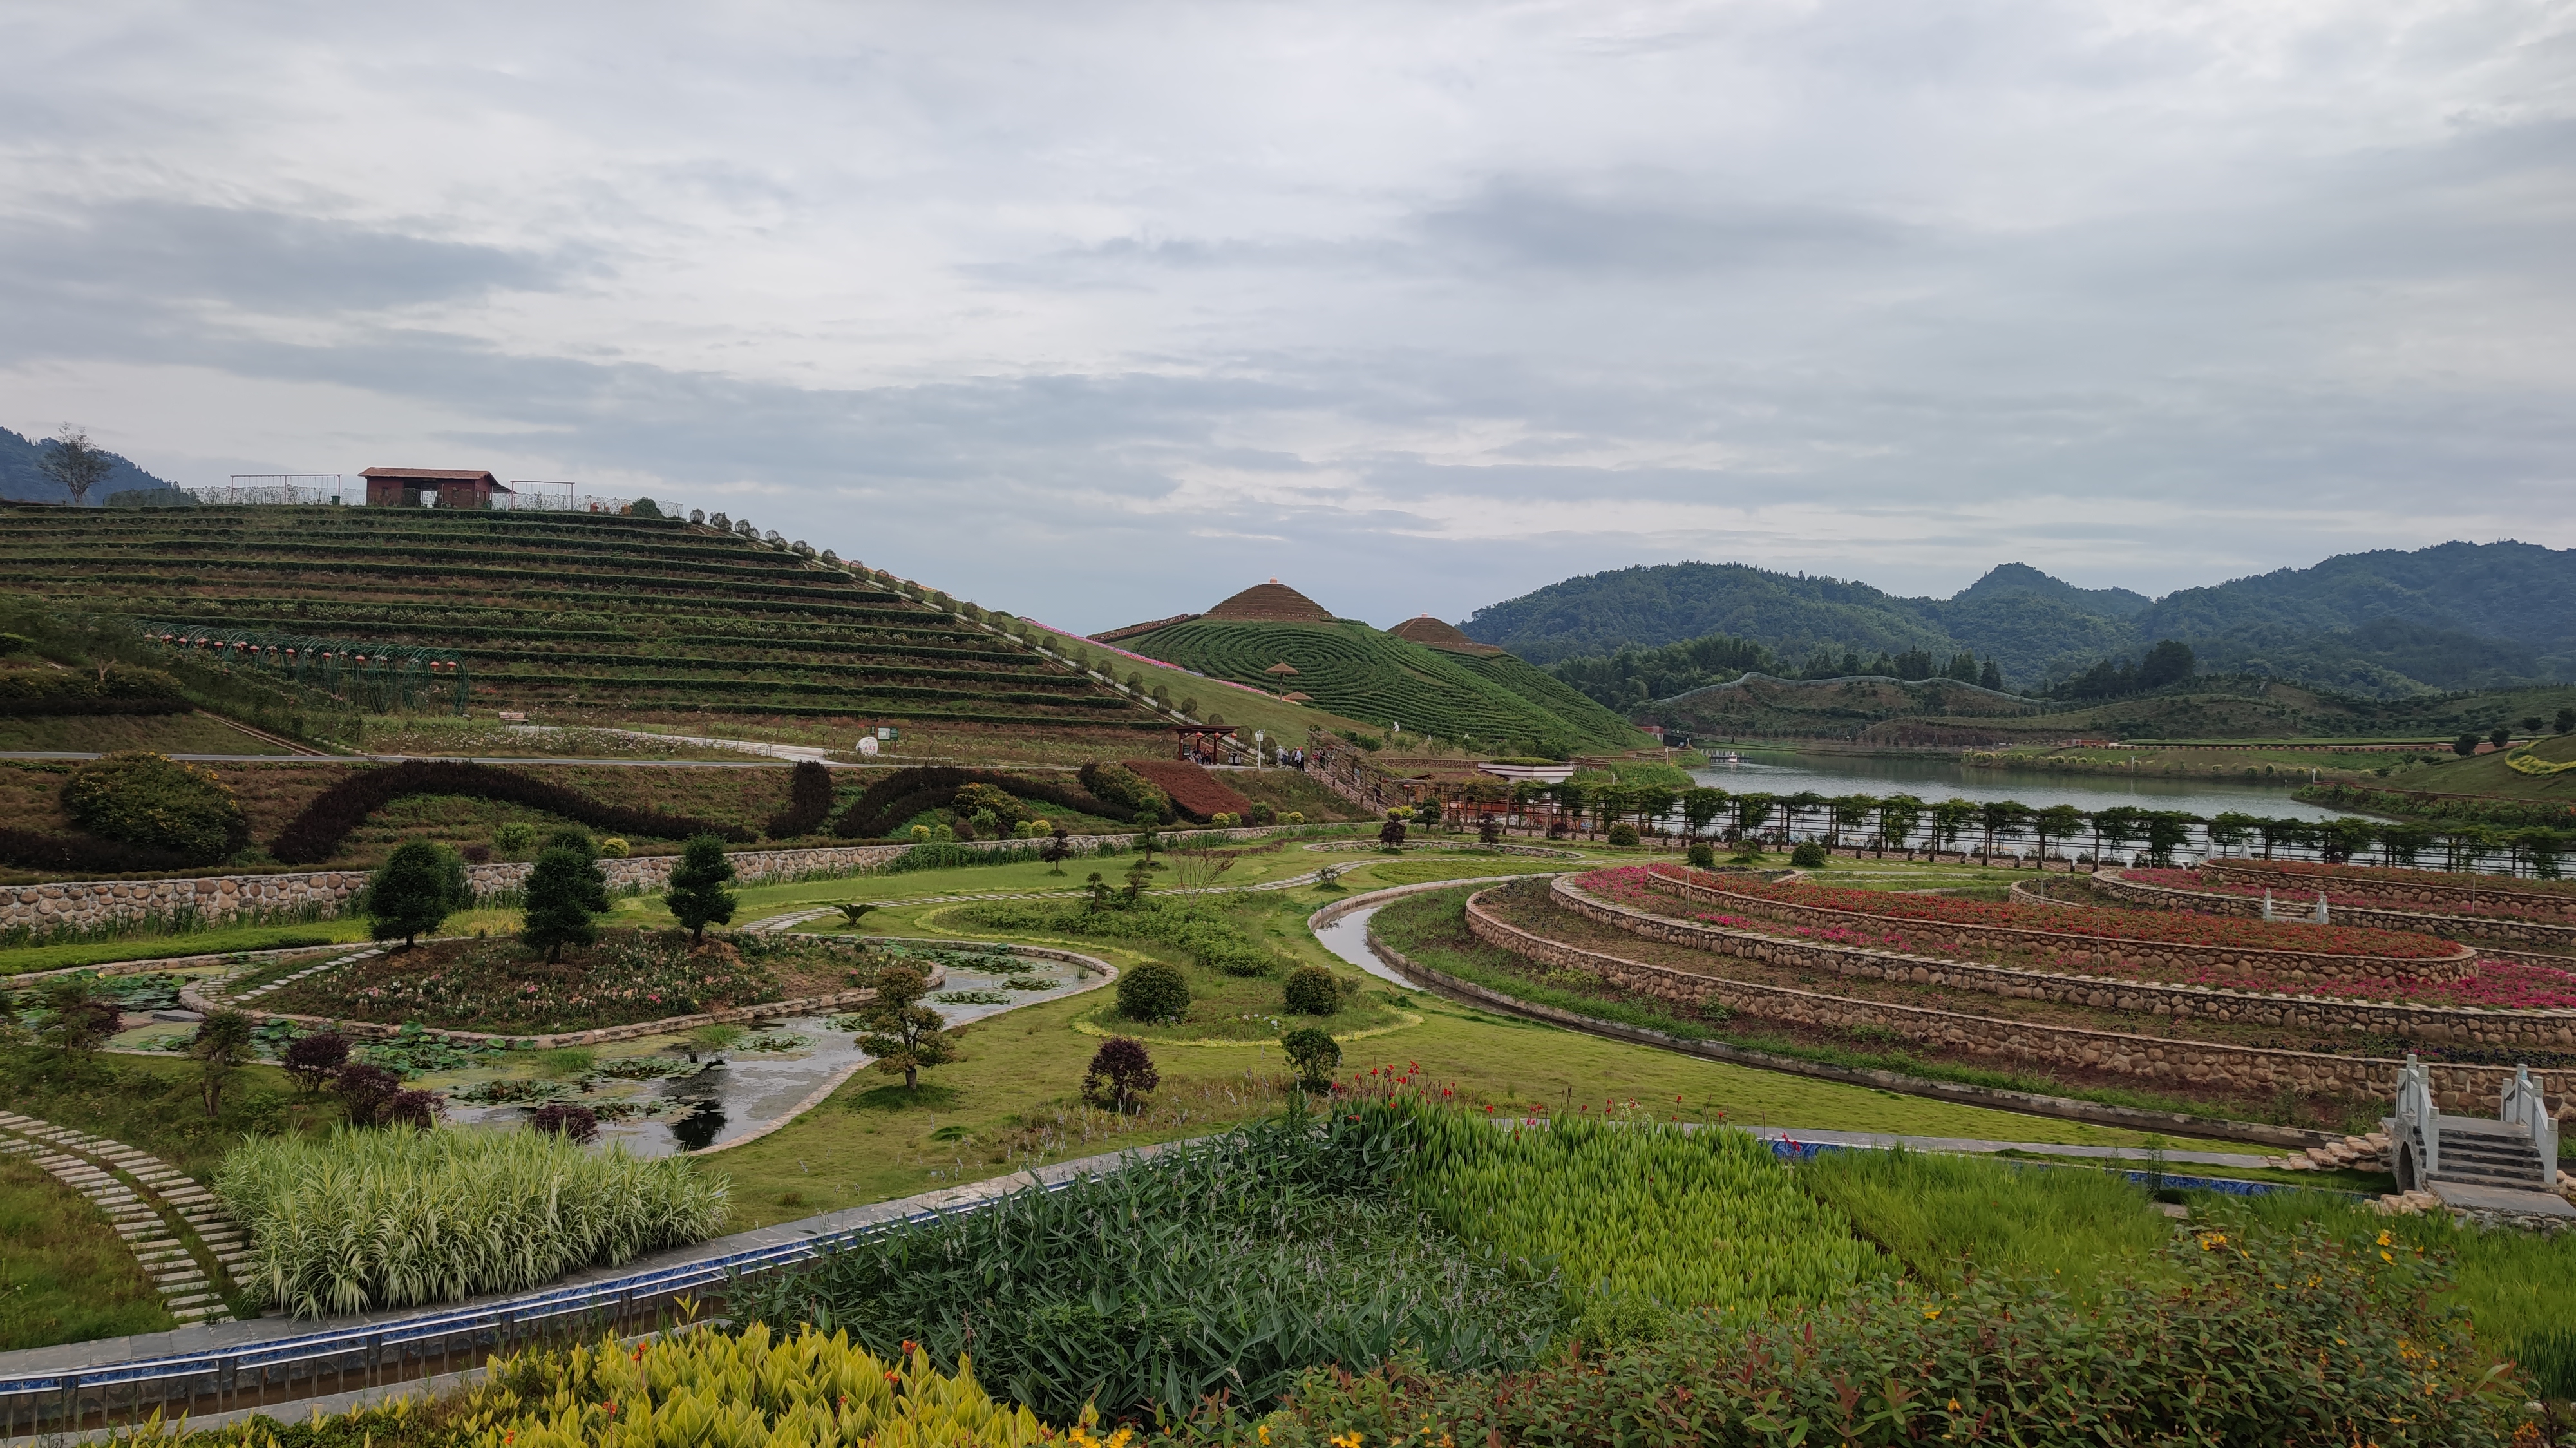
[1468,888,2575,1116]
[1660,870,2476,986]
[1549,877,2576,1050]
[2208,861,2576,921]
[2127,867,2576,949]
[0,824,1328,934]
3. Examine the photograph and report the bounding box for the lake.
[1687,750,2361,822]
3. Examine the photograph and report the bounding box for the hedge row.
[0,694,191,718]
[469,674,1122,709]
[0,827,208,873]
[834,767,1116,839]
[19,578,933,625]
[459,656,1081,685]
[21,538,838,582]
[270,760,753,864]
[0,665,191,715]
[28,555,881,605]
[764,760,837,839]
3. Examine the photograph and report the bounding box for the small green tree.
[836,902,880,929]
[2556,707,2576,736]
[1117,961,1190,1022]
[853,962,957,1091]
[493,821,537,857]
[1280,1026,1340,1091]
[522,845,610,962]
[369,839,463,946]
[2454,733,2481,756]
[664,834,738,943]
[191,1008,258,1119]
[41,978,120,1069]
[1282,965,1340,1016]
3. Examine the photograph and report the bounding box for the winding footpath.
[0,1114,244,1328]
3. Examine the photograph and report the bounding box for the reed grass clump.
[214,1125,730,1317]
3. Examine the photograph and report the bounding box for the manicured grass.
[0,710,297,755]
[0,1154,173,1351]
[0,921,369,975]
[709,881,2259,1232]
[0,1051,344,1181]
[1799,1147,2175,1296]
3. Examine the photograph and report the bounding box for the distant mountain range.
[1458,542,2576,699]
[0,426,180,504]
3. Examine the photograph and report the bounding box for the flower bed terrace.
[2130,867,2576,927]
[1577,868,2576,1011]
[2206,857,2576,917]
[252,928,867,1034]
[1577,866,2476,991]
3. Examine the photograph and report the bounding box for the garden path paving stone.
[0,1114,240,1327]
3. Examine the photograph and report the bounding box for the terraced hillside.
[1114,617,1643,751]
[0,504,1155,730]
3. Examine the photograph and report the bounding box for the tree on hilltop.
[36,425,112,506]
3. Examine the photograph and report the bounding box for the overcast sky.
[6,1,2572,633]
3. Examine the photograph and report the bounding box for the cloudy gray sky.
[6,1,2573,633]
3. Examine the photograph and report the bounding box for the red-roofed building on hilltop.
[361,468,513,509]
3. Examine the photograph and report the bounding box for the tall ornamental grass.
[215,1126,730,1317]
[1798,1146,2176,1295]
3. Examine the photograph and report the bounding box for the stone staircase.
[0,1112,249,1326]
[2382,1056,2572,1228]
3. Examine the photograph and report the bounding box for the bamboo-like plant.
[214,1125,730,1317]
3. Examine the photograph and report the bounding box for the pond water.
[1688,751,2362,823]
[440,946,1108,1157]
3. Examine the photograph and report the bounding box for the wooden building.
[360,467,513,509]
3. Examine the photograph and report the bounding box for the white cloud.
[1,0,2571,630]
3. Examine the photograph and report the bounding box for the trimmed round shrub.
[1686,841,1718,869]
[1607,823,1641,847]
[493,820,537,856]
[599,836,631,859]
[1282,965,1341,1016]
[1280,1025,1341,1091]
[1285,811,1305,825]
[1115,961,1190,1023]
[1790,840,1830,868]
[61,750,247,860]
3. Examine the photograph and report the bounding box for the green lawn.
[705,864,2259,1233]
[0,1052,345,1181]
[0,1154,173,1351]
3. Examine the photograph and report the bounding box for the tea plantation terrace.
[0,504,1158,728]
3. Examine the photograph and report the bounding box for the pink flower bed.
[1572,867,2576,1008]
[2128,868,2576,926]
[1589,866,2462,960]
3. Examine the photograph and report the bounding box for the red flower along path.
[1569,866,2576,1010]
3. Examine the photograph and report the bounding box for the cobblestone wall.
[1664,871,2476,985]
[1469,886,2574,1114]
[1,824,1327,933]
[2208,861,2576,922]
[2127,866,2576,949]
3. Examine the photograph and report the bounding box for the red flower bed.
[2127,868,2576,926]
[1582,866,2463,960]
[2208,857,2576,900]
[1576,868,2575,1007]
[1121,757,1254,822]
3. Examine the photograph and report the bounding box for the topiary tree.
[61,750,248,861]
[368,839,467,946]
[191,1008,257,1119]
[39,978,119,1067]
[1686,841,1718,869]
[1607,823,1640,847]
[1282,965,1341,1016]
[1789,839,1828,868]
[1116,960,1190,1024]
[1280,1025,1340,1092]
[852,963,957,1091]
[279,1030,351,1093]
[1081,1036,1160,1111]
[664,834,738,943]
[522,844,610,962]
[1379,814,1408,850]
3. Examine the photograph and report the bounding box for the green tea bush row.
[214,1125,730,1317]
[734,1108,1558,1422]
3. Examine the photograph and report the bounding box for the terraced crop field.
[0,506,1158,729]
[1117,618,1642,750]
